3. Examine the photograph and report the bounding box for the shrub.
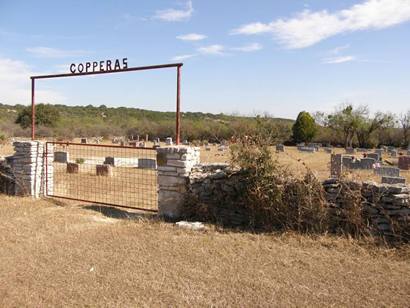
[230,117,328,233]
[75,158,85,164]
[292,111,317,143]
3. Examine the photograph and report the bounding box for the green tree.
[326,104,366,148]
[356,112,394,148]
[292,111,317,143]
[15,104,60,129]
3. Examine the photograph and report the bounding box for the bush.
[229,118,328,233]
[292,111,317,143]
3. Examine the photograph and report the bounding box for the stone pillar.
[11,141,53,198]
[156,146,200,219]
[330,154,342,178]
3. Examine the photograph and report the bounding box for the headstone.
[276,144,285,152]
[367,153,380,162]
[298,146,316,153]
[182,140,189,145]
[381,176,406,185]
[375,149,384,157]
[96,164,113,176]
[374,166,400,177]
[389,149,398,157]
[138,142,145,147]
[129,141,137,147]
[66,163,79,174]
[80,138,87,144]
[342,156,354,169]
[165,137,173,146]
[54,151,69,163]
[138,158,157,169]
[330,154,342,178]
[205,146,211,151]
[359,158,376,169]
[398,156,410,170]
[324,147,333,154]
[345,147,356,154]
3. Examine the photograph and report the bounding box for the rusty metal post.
[31,78,35,140]
[176,66,181,145]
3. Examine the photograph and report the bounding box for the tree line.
[0,103,409,148]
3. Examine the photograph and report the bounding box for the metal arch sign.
[69,58,128,74]
[29,61,183,144]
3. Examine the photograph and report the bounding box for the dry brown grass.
[0,195,409,307]
[2,140,408,183]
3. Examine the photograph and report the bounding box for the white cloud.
[322,55,356,64]
[171,54,197,61]
[197,44,225,55]
[231,0,410,48]
[176,33,207,41]
[330,44,350,55]
[26,46,89,58]
[0,57,65,105]
[154,0,193,22]
[231,43,262,52]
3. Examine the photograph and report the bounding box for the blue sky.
[0,0,409,119]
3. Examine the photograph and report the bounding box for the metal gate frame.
[45,141,158,212]
[31,62,183,144]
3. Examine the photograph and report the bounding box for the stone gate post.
[10,141,54,197]
[156,146,200,219]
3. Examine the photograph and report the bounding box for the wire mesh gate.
[45,142,158,212]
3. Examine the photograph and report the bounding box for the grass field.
[0,195,409,307]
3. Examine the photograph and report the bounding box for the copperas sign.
[70,58,128,74]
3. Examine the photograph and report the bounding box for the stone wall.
[182,164,409,240]
[323,179,409,239]
[186,164,249,226]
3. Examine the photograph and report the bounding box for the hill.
[0,103,293,141]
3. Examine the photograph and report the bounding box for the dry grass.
[198,145,410,183]
[0,195,409,307]
[2,140,408,183]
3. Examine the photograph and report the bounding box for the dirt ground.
[0,195,409,307]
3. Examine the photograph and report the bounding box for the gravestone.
[54,151,69,163]
[374,166,400,177]
[129,141,137,147]
[381,176,406,185]
[298,146,315,153]
[398,156,410,170]
[138,158,157,169]
[276,144,285,152]
[138,142,145,147]
[359,157,376,169]
[345,147,356,154]
[375,149,384,157]
[342,156,354,168]
[389,149,398,157]
[330,154,342,178]
[367,153,380,161]
[96,164,113,176]
[165,137,173,146]
[80,138,87,144]
[66,163,79,174]
[324,147,333,154]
